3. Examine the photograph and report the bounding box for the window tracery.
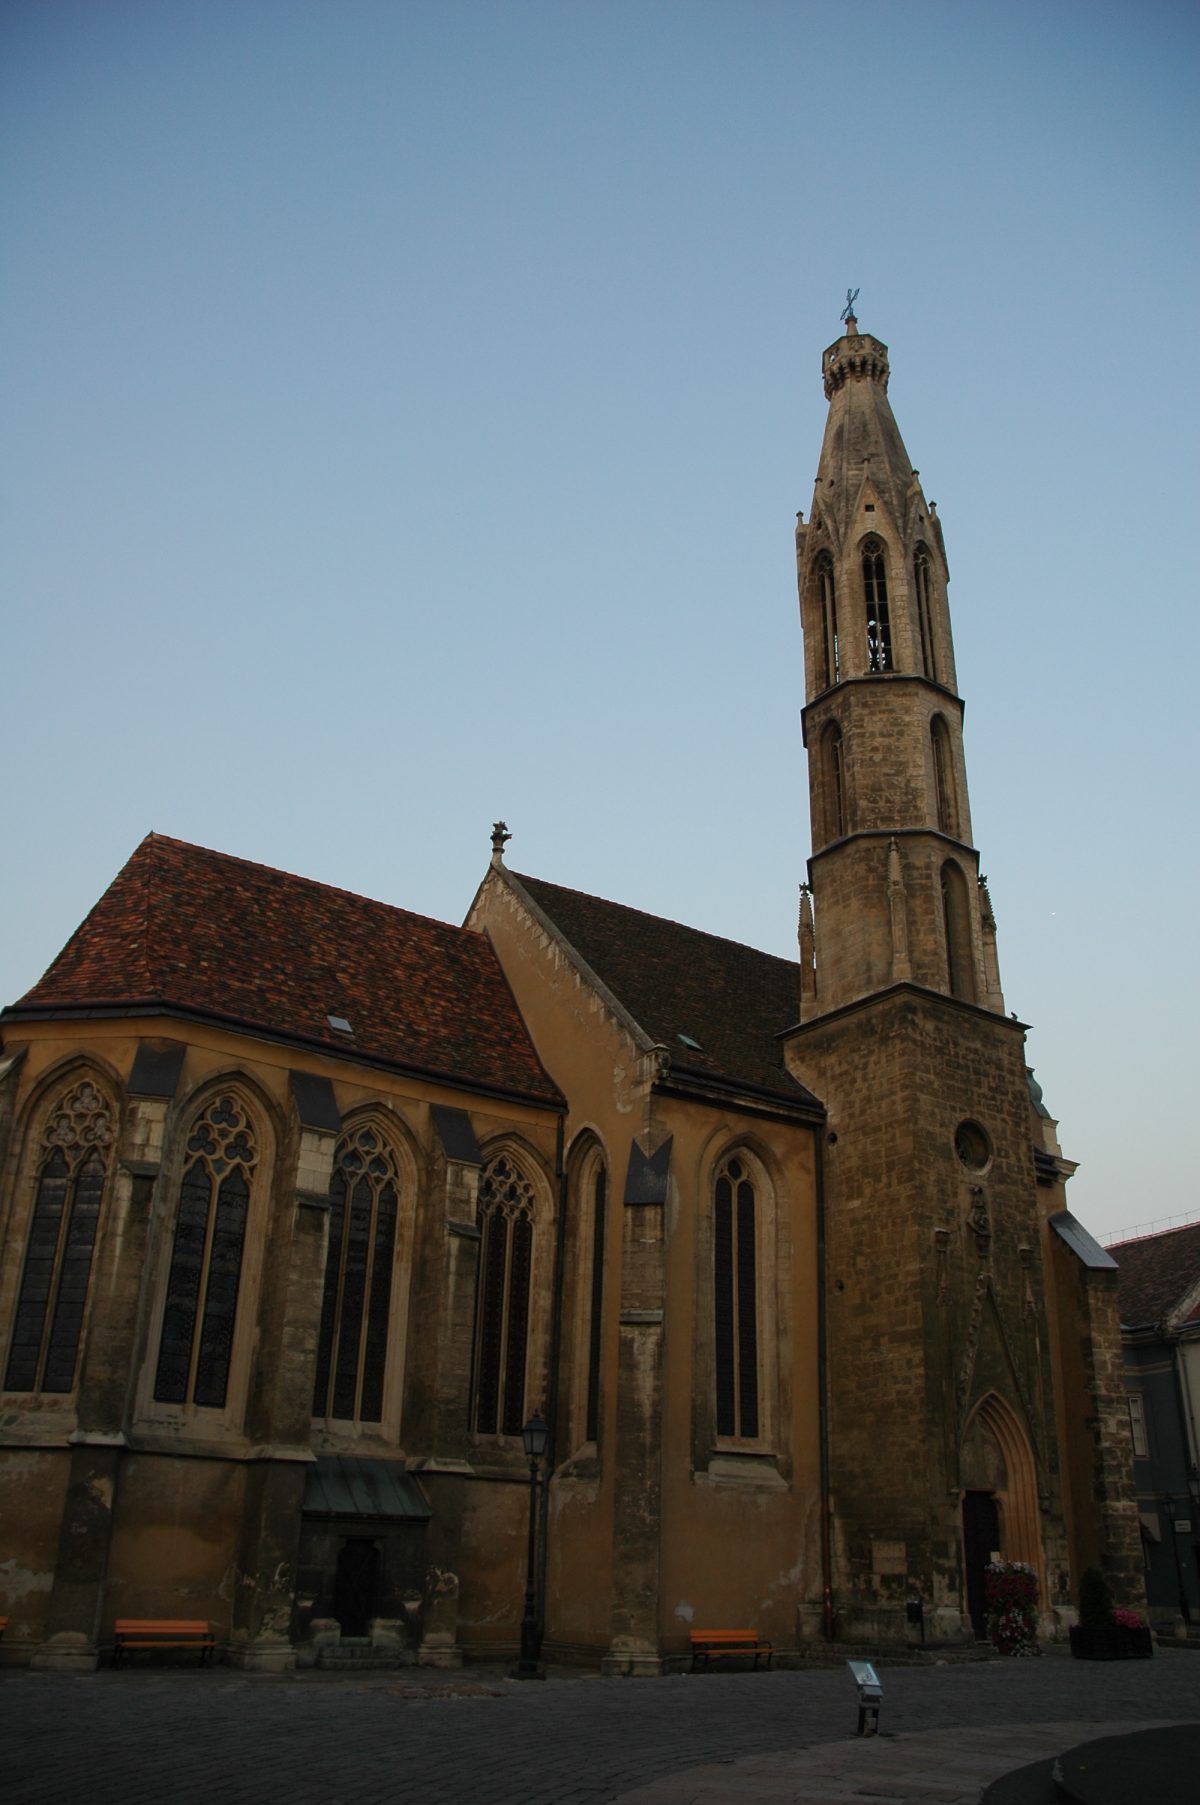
[312,1121,401,1424]
[823,721,846,841]
[4,1078,114,1394]
[153,1092,257,1409]
[473,1153,535,1437]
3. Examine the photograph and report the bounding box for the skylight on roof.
[676,1032,703,1051]
[326,1014,354,1036]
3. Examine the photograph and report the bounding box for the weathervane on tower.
[840,287,860,328]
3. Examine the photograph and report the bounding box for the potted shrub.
[1069,1568,1153,1659]
[984,1560,1039,1656]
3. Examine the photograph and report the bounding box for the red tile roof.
[7,835,563,1107]
[511,872,821,1113]
[1106,1221,1200,1330]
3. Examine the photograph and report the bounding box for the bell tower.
[784,312,1076,1644]
[794,310,1003,1019]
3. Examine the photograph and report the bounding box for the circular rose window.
[955,1120,991,1171]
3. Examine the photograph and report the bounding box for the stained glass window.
[312,1123,400,1424]
[4,1079,114,1394]
[473,1154,535,1437]
[154,1093,257,1408]
[585,1162,606,1445]
[714,1154,759,1440]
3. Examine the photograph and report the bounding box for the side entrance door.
[962,1491,1000,1640]
[334,1537,381,1638]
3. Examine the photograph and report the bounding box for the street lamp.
[517,1409,550,1678]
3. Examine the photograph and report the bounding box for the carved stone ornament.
[967,1186,991,1255]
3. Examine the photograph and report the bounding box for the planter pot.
[1069,1623,1153,1660]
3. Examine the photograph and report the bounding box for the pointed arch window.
[154,1093,257,1408]
[913,545,937,680]
[4,1078,114,1394]
[816,552,840,687]
[823,721,846,841]
[863,538,893,672]
[714,1153,759,1440]
[473,1153,535,1437]
[941,861,976,1003]
[312,1122,401,1424]
[584,1159,606,1444]
[931,715,957,836]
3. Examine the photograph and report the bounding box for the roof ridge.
[1106,1218,1200,1251]
[511,870,797,971]
[144,832,476,939]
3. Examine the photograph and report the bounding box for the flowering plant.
[984,1559,1039,1656]
[1112,1607,1146,1630]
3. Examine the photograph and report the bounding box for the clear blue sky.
[3,0,1197,1243]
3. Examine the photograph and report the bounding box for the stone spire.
[813,318,925,554]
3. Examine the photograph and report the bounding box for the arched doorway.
[960,1393,1041,1638]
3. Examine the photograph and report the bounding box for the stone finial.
[490,821,511,863]
[798,884,817,1014]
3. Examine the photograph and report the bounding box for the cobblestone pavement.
[1,1647,1196,1805]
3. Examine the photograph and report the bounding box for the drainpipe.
[538,1113,569,1648]
[816,1124,835,1640]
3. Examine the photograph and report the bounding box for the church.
[0,316,1142,1672]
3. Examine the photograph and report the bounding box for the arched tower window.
[713,1152,759,1440]
[154,1091,257,1408]
[862,538,893,672]
[941,861,976,1003]
[931,715,957,836]
[823,721,846,841]
[473,1152,535,1437]
[816,552,839,687]
[312,1121,402,1424]
[913,544,937,680]
[4,1077,115,1394]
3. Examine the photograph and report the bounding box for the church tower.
[784,312,1114,1642]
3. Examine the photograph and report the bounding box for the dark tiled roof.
[1106,1221,1200,1330]
[511,872,820,1113]
[8,835,562,1106]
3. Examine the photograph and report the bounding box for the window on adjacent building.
[312,1122,402,1424]
[816,552,840,687]
[4,1078,115,1395]
[153,1092,257,1408]
[913,545,937,680]
[714,1153,759,1440]
[863,539,893,672]
[473,1153,535,1437]
[1127,1393,1149,1459]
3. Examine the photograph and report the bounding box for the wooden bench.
[112,1619,215,1666]
[689,1628,773,1671]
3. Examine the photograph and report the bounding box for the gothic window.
[931,715,957,836]
[153,1092,257,1409]
[913,544,937,680]
[4,1078,114,1394]
[312,1122,402,1424]
[713,1153,759,1440]
[584,1159,606,1445]
[862,539,893,672]
[941,861,976,1003]
[473,1152,535,1437]
[823,721,846,841]
[816,553,840,687]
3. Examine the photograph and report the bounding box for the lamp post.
[517,1409,549,1678]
